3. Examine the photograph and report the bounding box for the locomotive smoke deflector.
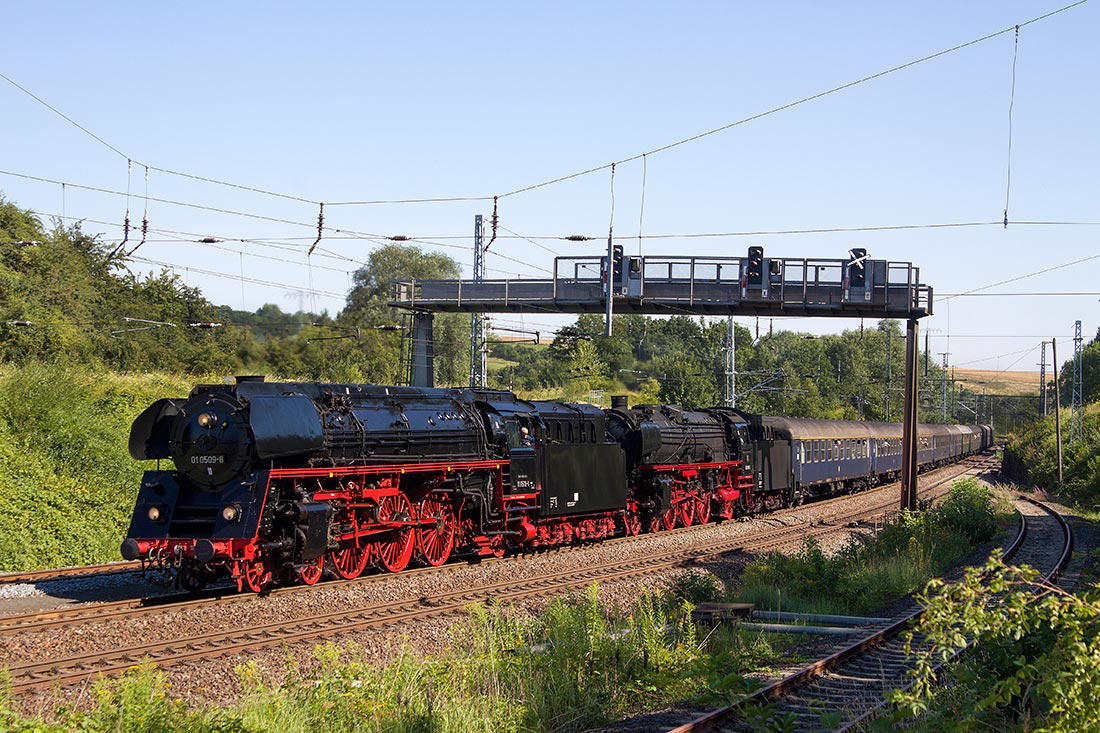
[128,398,184,460]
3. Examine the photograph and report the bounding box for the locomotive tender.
[122,378,992,592]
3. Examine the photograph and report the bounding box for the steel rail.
[667,495,1071,733]
[0,455,987,636]
[0,472,975,694]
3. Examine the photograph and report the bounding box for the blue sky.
[1,1,1097,374]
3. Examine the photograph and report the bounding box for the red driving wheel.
[678,495,695,527]
[416,495,456,567]
[694,492,712,525]
[331,542,370,580]
[375,494,415,573]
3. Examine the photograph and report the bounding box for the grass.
[952,368,1038,397]
[0,478,1011,731]
[733,479,1013,616]
[0,362,193,571]
[1,584,798,733]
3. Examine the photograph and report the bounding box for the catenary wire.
[496,1,1091,199]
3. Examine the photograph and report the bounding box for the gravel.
[5,468,965,717]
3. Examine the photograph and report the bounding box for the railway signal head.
[746,246,764,285]
[612,244,624,284]
[847,247,867,287]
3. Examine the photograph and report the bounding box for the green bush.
[735,479,1006,616]
[0,362,192,570]
[890,558,1100,732]
[0,585,799,732]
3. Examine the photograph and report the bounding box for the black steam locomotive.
[122,378,991,592]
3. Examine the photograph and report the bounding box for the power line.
[496,1,1091,200]
[326,195,493,206]
[939,251,1100,301]
[1,169,339,232]
[940,292,1100,297]
[953,344,1038,367]
[347,219,1100,242]
[497,225,563,256]
[0,71,321,205]
[7,3,1089,215]
[127,256,345,299]
[0,71,128,158]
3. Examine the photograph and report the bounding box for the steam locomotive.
[122,378,992,592]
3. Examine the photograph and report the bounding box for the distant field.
[952,369,1039,396]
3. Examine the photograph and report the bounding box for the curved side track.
[667,496,1073,733]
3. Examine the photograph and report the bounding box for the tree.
[655,354,719,409]
[343,244,468,385]
[1056,329,1100,407]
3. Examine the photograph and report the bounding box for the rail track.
[0,453,988,634]
[666,495,1073,733]
[0,561,141,586]
[0,454,993,694]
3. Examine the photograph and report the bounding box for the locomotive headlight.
[147,505,164,522]
[196,412,216,429]
[221,504,242,523]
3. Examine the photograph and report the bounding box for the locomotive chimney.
[611,395,629,410]
[234,375,266,383]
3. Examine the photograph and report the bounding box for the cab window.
[505,421,522,449]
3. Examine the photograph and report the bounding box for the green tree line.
[0,193,1054,432]
[0,197,467,383]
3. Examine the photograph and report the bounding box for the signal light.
[611,244,624,290]
[746,246,764,285]
[848,248,867,287]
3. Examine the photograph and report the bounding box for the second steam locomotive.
[123,378,992,592]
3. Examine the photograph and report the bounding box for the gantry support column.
[411,312,434,388]
[901,317,921,511]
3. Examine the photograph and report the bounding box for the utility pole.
[901,318,920,511]
[724,316,736,407]
[1039,341,1048,417]
[884,328,892,421]
[1053,338,1063,486]
[1072,320,1084,445]
[469,215,487,388]
[939,352,950,423]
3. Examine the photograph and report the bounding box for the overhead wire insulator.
[389,235,410,241]
[187,322,224,328]
[128,214,149,256]
[307,202,324,256]
[565,234,592,241]
[109,160,133,258]
[487,195,499,250]
[110,212,131,258]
